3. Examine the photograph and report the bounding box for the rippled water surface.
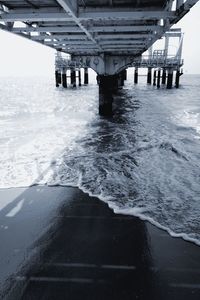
[0,73,200,245]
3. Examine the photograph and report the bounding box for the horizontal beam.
[90,25,162,33]
[79,11,175,20]
[99,40,145,45]
[0,11,175,23]
[12,26,82,33]
[102,45,144,49]
[32,33,152,41]
[9,8,66,13]
[104,49,141,53]
[32,34,87,40]
[96,34,153,40]
[164,32,182,37]
[0,12,73,22]
[44,40,95,45]
[11,25,162,34]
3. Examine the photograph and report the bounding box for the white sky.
[0,2,199,76]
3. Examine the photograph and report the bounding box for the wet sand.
[0,186,199,300]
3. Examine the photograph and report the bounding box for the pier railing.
[55,53,85,70]
[133,55,184,69]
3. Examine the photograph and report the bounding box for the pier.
[55,28,184,90]
[0,0,199,115]
[0,2,200,300]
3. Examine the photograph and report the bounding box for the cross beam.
[11,25,162,34]
[55,0,102,50]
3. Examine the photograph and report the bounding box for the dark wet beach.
[0,186,199,300]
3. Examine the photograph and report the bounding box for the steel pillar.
[78,69,81,86]
[84,67,89,84]
[153,70,157,86]
[134,67,138,84]
[147,68,152,84]
[162,69,167,85]
[70,69,76,87]
[62,70,67,88]
[55,70,60,87]
[118,71,124,87]
[96,74,100,85]
[167,69,173,89]
[123,69,127,81]
[157,69,161,88]
[58,71,61,85]
[175,70,180,88]
[99,75,118,116]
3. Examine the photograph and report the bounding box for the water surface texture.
[0,73,200,245]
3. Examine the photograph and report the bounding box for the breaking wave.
[0,74,200,246]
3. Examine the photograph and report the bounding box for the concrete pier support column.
[118,71,124,87]
[78,69,81,86]
[99,75,117,116]
[123,69,127,81]
[62,69,67,88]
[167,69,173,89]
[84,67,89,84]
[70,69,76,87]
[157,69,161,88]
[153,70,157,86]
[134,67,138,84]
[175,69,180,88]
[58,70,62,85]
[162,69,167,85]
[147,68,152,84]
[55,70,60,87]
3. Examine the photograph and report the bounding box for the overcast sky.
[0,2,199,76]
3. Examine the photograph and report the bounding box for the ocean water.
[0,72,200,245]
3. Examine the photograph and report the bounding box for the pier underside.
[0,0,199,115]
[0,0,198,58]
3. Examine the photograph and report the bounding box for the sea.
[0,71,200,246]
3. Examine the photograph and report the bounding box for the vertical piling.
[55,70,59,87]
[162,69,166,85]
[167,69,173,89]
[70,69,76,87]
[153,70,157,86]
[147,68,152,84]
[62,69,67,88]
[118,71,124,87]
[123,69,127,81]
[99,75,115,116]
[134,67,138,84]
[78,69,81,86]
[175,69,180,88]
[58,70,61,85]
[157,69,161,88]
[84,67,89,85]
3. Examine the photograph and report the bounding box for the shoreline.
[0,185,200,299]
[1,183,200,247]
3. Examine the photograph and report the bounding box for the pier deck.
[0,1,198,57]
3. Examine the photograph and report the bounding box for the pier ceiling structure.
[0,0,199,75]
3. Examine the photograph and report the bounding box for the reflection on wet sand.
[0,186,200,300]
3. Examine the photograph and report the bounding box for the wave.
[159,142,189,160]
